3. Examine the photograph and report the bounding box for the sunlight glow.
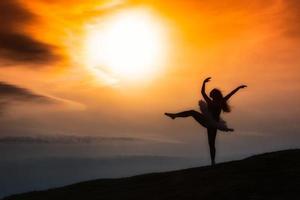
[84,8,167,83]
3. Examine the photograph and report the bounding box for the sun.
[84,8,167,83]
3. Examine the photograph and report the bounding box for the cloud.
[0,1,58,65]
[0,81,86,116]
[0,81,54,103]
[0,1,33,31]
[0,32,58,64]
[0,81,57,114]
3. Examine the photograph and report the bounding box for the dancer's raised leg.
[165,110,207,127]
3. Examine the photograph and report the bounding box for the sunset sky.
[1,0,300,160]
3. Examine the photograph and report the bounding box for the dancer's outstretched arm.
[224,85,247,101]
[201,77,212,103]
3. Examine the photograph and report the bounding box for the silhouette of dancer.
[165,77,247,166]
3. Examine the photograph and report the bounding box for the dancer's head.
[209,88,231,112]
[209,89,223,101]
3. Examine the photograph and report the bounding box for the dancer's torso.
[208,101,222,121]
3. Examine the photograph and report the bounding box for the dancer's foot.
[222,128,234,132]
[164,113,176,119]
[211,160,216,166]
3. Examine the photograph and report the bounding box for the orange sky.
[0,0,299,156]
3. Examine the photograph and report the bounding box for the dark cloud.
[0,1,58,65]
[0,81,54,103]
[0,1,33,31]
[0,82,56,114]
[0,32,58,64]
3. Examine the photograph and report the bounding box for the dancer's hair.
[209,89,231,112]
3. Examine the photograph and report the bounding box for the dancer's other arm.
[224,85,247,101]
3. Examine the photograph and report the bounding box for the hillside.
[3,149,300,200]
